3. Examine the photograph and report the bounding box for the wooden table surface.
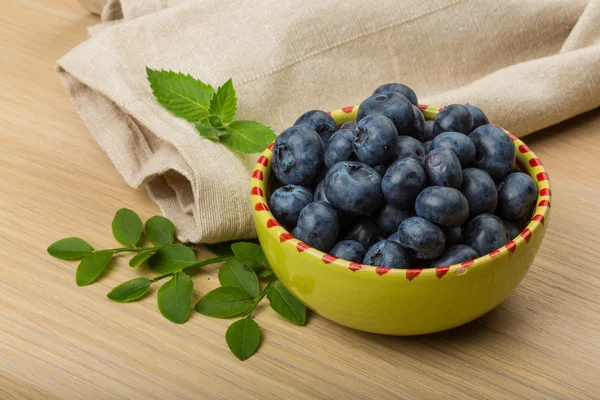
[1,1,600,399]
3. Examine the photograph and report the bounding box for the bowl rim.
[251,104,551,280]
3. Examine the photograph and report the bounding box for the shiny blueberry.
[465,213,510,256]
[357,91,415,135]
[374,203,411,234]
[346,219,387,249]
[443,226,464,245]
[372,83,418,107]
[397,216,446,260]
[460,168,498,218]
[324,129,355,168]
[396,135,426,162]
[268,185,313,230]
[329,240,366,263]
[363,240,409,268]
[503,219,521,239]
[382,158,427,208]
[294,110,338,146]
[415,186,469,228]
[341,120,357,130]
[465,104,489,130]
[431,245,479,268]
[423,148,462,189]
[323,161,383,215]
[432,104,474,136]
[353,114,398,166]
[273,125,325,186]
[432,131,476,167]
[497,172,537,220]
[387,231,401,244]
[292,201,339,252]
[469,124,516,182]
[423,140,433,153]
[405,105,426,141]
[314,180,329,203]
[423,120,435,141]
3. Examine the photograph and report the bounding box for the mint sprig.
[146,68,275,154]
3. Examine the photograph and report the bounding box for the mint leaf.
[145,216,175,247]
[267,282,306,325]
[226,318,261,361]
[47,237,93,260]
[209,78,237,123]
[222,120,276,154]
[107,277,151,303]
[147,244,196,274]
[218,257,259,298]
[129,250,155,268]
[231,242,267,271]
[195,123,228,138]
[157,271,194,324]
[205,240,241,257]
[146,68,214,123]
[258,268,273,279]
[195,287,252,318]
[112,208,143,247]
[76,251,113,286]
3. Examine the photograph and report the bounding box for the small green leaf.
[231,242,267,270]
[76,251,113,286]
[145,216,175,247]
[146,68,214,123]
[258,268,274,279]
[47,237,94,260]
[195,122,228,138]
[218,257,259,298]
[107,277,151,302]
[267,282,307,325]
[226,318,261,361]
[195,287,252,318]
[157,272,194,324]
[147,244,196,274]
[209,78,237,123]
[128,250,155,267]
[112,208,143,247]
[222,120,277,154]
[205,241,237,257]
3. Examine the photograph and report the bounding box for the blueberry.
[497,172,537,220]
[314,180,328,203]
[346,219,387,249]
[375,203,411,233]
[443,226,464,245]
[397,217,446,260]
[432,104,474,136]
[382,158,427,208]
[465,104,489,130]
[372,164,388,176]
[405,105,426,141]
[324,129,355,168]
[431,245,479,268]
[469,124,516,182]
[363,240,409,268]
[387,231,401,244]
[423,120,435,141]
[431,131,476,167]
[423,140,433,153]
[329,240,366,263]
[503,219,521,239]
[423,148,462,189]
[357,92,415,135]
[268,185,313,230]
[273,125,325,186]
[341,120,357,130]
[292,201,339,252]
[415,186,469,227]
[353,114,398,166]
[294,110,338,146]
[396,136,426,162]
[323,161,383,215]
[373,83,418,106]
[465,214,510,256]
[460,168,498,218]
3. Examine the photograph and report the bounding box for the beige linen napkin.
[60,0,600,243]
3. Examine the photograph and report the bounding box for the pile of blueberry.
[268,83,538,269]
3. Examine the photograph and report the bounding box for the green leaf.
[107,277,151,302]
[218,257,259,298]
[195,287,252,318]
[267,282,306,325]
[76,251,113,286]
[222,120,277,154]
[258,268,274,279]
[145,216,175,247]
[195,122,228,138]
[157,272,194,324]
[226,318,261,361]
[112,208,143,247]
[231,242,267,270]
[147,244,196,274]
[209,78,237,123]
[146,68,214,123]
[205,241,237,257]
[47,237,94,260]
[128,250,155,268]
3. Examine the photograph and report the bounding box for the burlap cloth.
[60,0,600,243]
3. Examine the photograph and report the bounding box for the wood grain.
[1,0,599,398]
